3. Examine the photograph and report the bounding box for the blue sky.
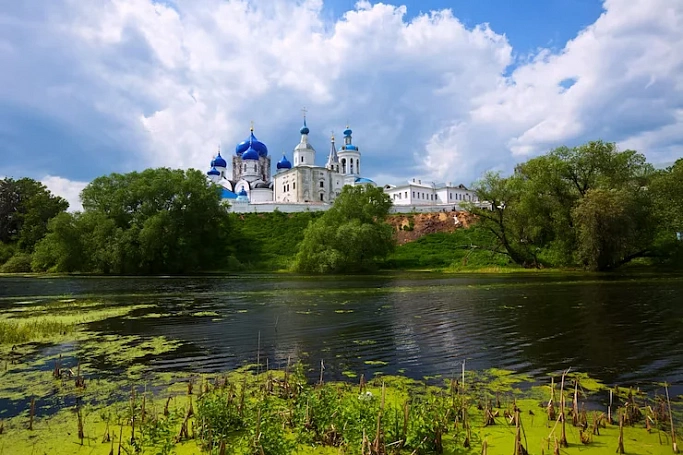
[324,0,605,54]
[0,0,681,209]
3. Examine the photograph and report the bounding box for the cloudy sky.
[1,0,681,210]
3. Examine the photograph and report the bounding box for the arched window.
[341,158,346,173]
[350,160,354,174]
[319,181,324,188]
[301,156,304,163]
[356,159,359,174]
[320,193,324,201]
[243,164,247,172]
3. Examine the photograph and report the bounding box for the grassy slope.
[230,211,322,271]
[229,212,515,272]
[384,226,516,272]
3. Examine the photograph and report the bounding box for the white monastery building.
[206,113,478,213]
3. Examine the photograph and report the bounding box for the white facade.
[383,178,479,209]
[207,116,375,211]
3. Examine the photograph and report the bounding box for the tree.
[0,178,68,251]
[649,159,683,263]
[467,141,657,269]
[572,189,653,271]
[467,172,543,267]
[294,185,394,273]
[33,168,233,274]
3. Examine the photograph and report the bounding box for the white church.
[206,114,478,213]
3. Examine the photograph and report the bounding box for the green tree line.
[468,141,683,270]
[0,169,233,274]
[1,140,681,274]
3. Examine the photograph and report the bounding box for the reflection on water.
[1,273,682,393]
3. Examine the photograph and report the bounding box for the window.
[350,161,354,174]
[293,183,295,190]
[341,158,346,173]
[450,193,452,200]
[243,164,247,172]
[301,156,304,163]
[405,191,408,198]
[320,193,324,201]
[253,165,257,172]
[320,181,324,188]
[356,159,360,174]
[412,191,415,198]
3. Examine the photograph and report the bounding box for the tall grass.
[0,303,149,345]
[0,318,74,344]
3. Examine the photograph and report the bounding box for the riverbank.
[1,362,680,455]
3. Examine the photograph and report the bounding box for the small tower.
[207,166,220,183]
[326,132,340,173]
[210,144,227,179]
[293,108,316,166]
[337,125,360,176]
[276,153,292,173]
[233,123,268,182]
[241,138,261,182]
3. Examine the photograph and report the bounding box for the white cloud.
[41,176,88,212]
[1,0,681,189]
[422,0,683,179]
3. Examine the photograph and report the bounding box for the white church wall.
[250,188,273,203]
[228,203,331,213]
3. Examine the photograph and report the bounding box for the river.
[1,273,682,398]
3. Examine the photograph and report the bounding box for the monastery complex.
[206,114,479,213]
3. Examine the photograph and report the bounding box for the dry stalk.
[77,408,84,445]
[102,421,111,443]
[559,369,569,447]
[665,383,680,453]
[28,397,35,430]
[117,422,123,455]
[616,411,625,454]
[164,397,171,417]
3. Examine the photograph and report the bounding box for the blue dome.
[212,152,227,168]
[220,188,237,199]
[343,128,352,136]
[207,167,220,176]
[355,177,375,184]
[236,131,268,157]
[342,144,358,151]
[300,119,310,135]
[238,187,248,197]
[277,154,292,169]
[242,145,260,161]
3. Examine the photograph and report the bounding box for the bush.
[0,242,16,266]
[0,253,34,273]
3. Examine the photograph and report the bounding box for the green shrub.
[0,253,33,273]
[0,242,15,265]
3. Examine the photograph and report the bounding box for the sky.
[0,0,682,210]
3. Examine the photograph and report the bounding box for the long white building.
[383,178,479,208]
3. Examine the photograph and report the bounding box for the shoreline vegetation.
[1,357,681,454]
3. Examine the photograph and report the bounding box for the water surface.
[2,273,682,394]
